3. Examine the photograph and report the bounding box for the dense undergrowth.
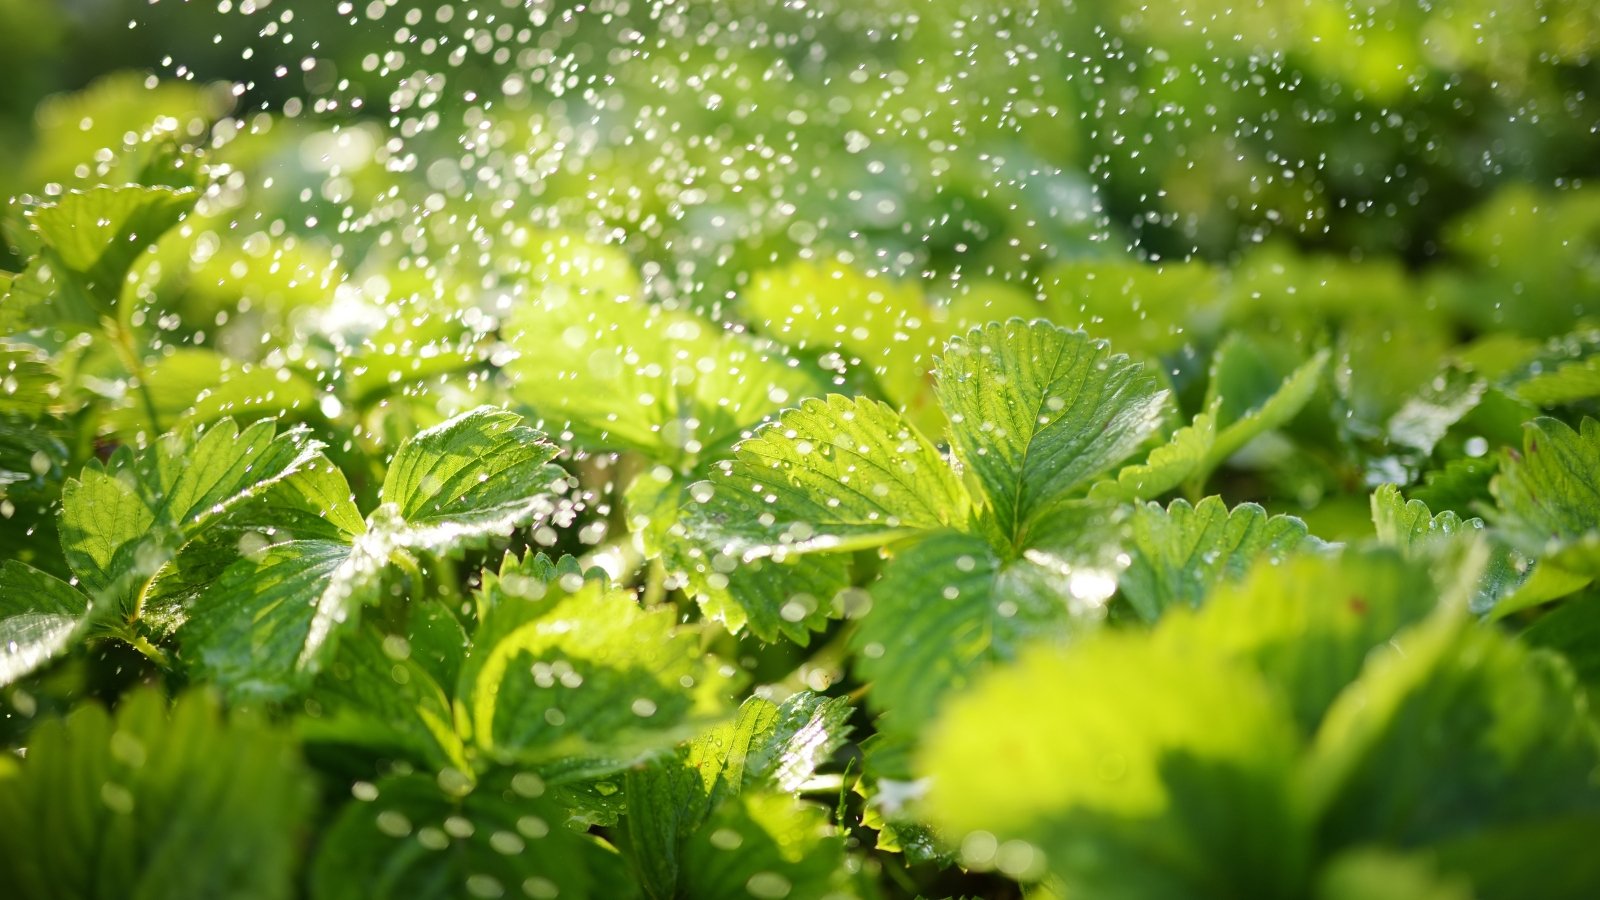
[4,1,1600,899]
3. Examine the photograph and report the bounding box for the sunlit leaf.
[1119,496,1314,622]
[936,319,1167,545]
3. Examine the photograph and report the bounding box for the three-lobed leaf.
[936,318,1168,544]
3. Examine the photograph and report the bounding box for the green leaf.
[1382,364,1486,459]
[1513,357,1600,406]
[1371,484,1481,549]
[1499,329,1600,407]
[179,409,566,698]
[852,514,1121,738]
[665,536,850,644]
[1427,814,1600,900]
[1090,407,1216,502]
[935,319,1167,545]
[1156,548,1439,734]
[0,689,313,900]
[1521,592,1600,696]
[102,349,320,438]
[680,395,967,562]
[21,72,229,191]
[180,539,386,699]
[379,405,566,553]
[1196,341,1329,488]
[1040,258,1222,358]
[1412,456,1496,515]
[506,291,817,466]
[0,561,90,687]
[0,340,62,417]
[464,575,733,764]
[1306,614,1600,853]
[1372,485,1521,614]
[685,692,854,805]
[677,793,855,900]
[920,632,1307,898]
[308,621,467,772]
[744,260,939,425]
[58,417,323,613]
[619,692,855,900]
[1315,850,1473,900]
[310,772,623,900]
[1118,496,1314,622]
[1492,417,1600,578]
[10,186,199,332]
[28,187,197,296]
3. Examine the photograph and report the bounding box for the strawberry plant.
[4,2,1600,898]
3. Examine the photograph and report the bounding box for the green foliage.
[6,20,1600,899]
[181,406,564,698]
[923,550,1600,897]
[619,692,857,899]
[0,689,312,900]
[1119,497,1314,622]
[311,771,623,900]
[936,319,1167,543]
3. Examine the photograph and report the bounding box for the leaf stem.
[128,634,172,670]
[107,321,163,437]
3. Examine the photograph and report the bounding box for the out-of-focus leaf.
[0,561,91,687]
[920,632,1307,898]
[311,772,623,900]
[1157,548,1439,734]
[1307,615,1600,852]
[0,689,312,900]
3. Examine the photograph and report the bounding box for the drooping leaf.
[1201,341,1330,481]
[310,772,624,900]
[1118,496,1314,622]
[935,319,1167,545]
[920,632,1308,899]
[27,187,198,298]
[1382,365,1487,460]
[0,561,91,687]
[0,689,312,900]
[6,186,198,333]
